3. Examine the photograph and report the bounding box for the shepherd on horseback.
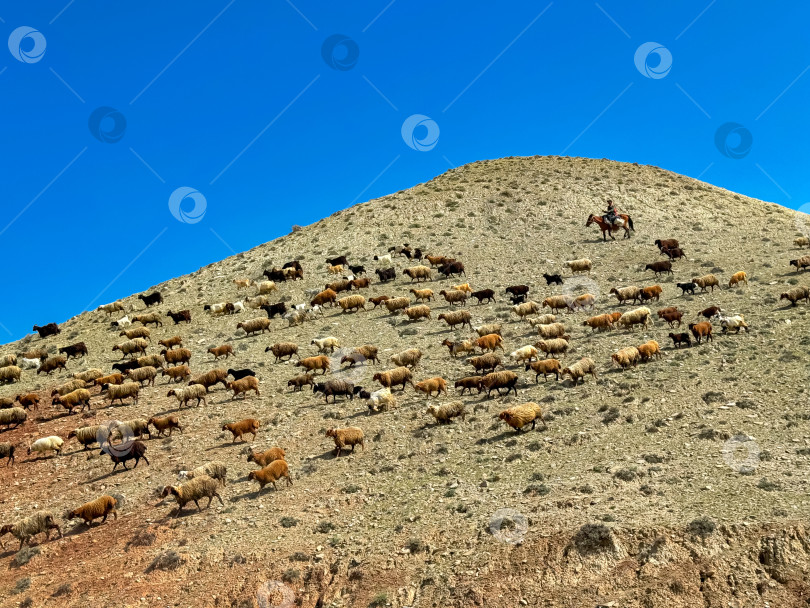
[586,200,635,241]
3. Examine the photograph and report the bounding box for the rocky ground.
[2,156,810,607]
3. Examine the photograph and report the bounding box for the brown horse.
[586,214,635,240]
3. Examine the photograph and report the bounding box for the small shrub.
[282,568,300,583]
[369,592,389,608]
[614,467,637,482]
[687,516,716,537]
[289,552,310,562]
[757,478,781,492]
[279,516,299,528]
[145,550,184,573]
[573,523,613,553]
[315,521,335,534]
[342,484,361,494]
[12,577,30,594]
[11,547,39,568]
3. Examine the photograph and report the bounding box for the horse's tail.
[628,216,635,231]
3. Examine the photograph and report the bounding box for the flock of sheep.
[1,234,809,554]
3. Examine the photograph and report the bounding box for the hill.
[2,155,810,607]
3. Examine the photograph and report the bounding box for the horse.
[586,214,635,241]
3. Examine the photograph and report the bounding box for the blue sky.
[1,1,808,339]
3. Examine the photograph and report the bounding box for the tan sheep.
[512,301,540,319]
[248,460,293,493]
[162,475,224,517]
[384,296,412,314]
[537,322,567,339]
[338,294,366,313]
[68,495,117,526]
[222,418,260,442]
[127,366,157,387]
[403,304,431,321]
[409,288,434,302]
[611,347,640,369]
[510,345,538,363]
[167,384,208,408]
[728,271,748,288]
[609,286,641,305]
[617,307,652,331]
[692,274,720,292]
[474,323,502,337]
[268,342,298,362]
[326,427,365,457]
[565,258,592,274]
[437,310,472,330]
[542,295,569,312]
[403,265,432,282]
[106,382,140,406]
[561,357,597,384]
[499,402,545,432]
[535,338,569,358]
[413,377,447,397]
[237,317,271,336]
[390,348,422,368]
[372,366,414,390]
[527,314,557,327]
[525,359,562,382]
[229,376,260,399]
[439,289,469,306]
[637,340,662,362]
[426,401,466,424]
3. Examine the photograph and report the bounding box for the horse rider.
[604,199,621,225]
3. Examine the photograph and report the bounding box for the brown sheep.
[689,322,713,344]
[247,447,286,467]
[311,288,338,307]
[637,340,662,362]
[158,336,183,350]
[68,495,118,526]
[325,427,365,457]
[480,370,519,397]
[413,377,447,397]
[287,373,314,391]
[439,289,468,307]
[410,288,434,302]
[147,415,182,437]
[525,359,561,383]
[268,342,298,362]
[499,402,545,432]
[640,285,662,302]
[369,295,391,308]
[403,305,431,321]
[229,376,260,400]
[296,355,330,375]
[582,314,615,332]
[248,460,293,494]
[437,310,473,330]
[372,367,414,391]
[728,271,748,288]
[208,345,234,360]
[454,376,483,395]
[162,348,192,366]
[468,353,501,374]
[189,368,229,392]
[383,297,410,314]
[161,365,191,383]
[222,418,260,443]
[475,333,504,353]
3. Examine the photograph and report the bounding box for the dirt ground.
[2,156,810,607]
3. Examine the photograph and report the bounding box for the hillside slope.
[2,155,810,607]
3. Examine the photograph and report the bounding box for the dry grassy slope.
[2,155,810,608]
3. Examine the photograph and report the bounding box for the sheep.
[403,304,432,321]
[474,323,503,337]
[33,322,60,337]
[20,357,40,370]
[105,382,140,406]
[327,264,344,275]
[112,315,131,328]
[0,397,12,409]
[257,280,278,295]
[98,301,125,316]
[283,373,313,393]
[425,254,453,267]
[112,338,148,359]
[389,348,423,369]
[568,293,596,312]
[439,289,469,307]
[228,368,256,381]
[189,368,230,392]
[311,337,340,353]
[403,265,432,282]
[660,246,687,261]
[311,288,338,308]
[795,236,810,249]
[565,258,592,274]
[712,313,749,334]
[166,309,192,324]
[437,309,473,330]
[0,442,14,466]
[326,255,349,267]
[645,261,673,276]
[512,301,541,319]
[413,377,447,397]
[110,419,150,441]
[542,295,569,312]
[669,332,692,348]
[536,338,570,358]
[168,384,208,408]
[326,427,365,457]
[119,327,151,342]
[526,359,562,383]
[470,288,496,304]
[185,461,227,486]
[367,388,397,413]
[15,393,40,410]
[638,340,663,362]
[452,283,472,293]
[147,415,182,437]
[382,297,410,314]
[536,322,566,339]
[162,475,224,516]
[410,288,434,302]
[137,291,163,307]
[158,348,190,367]
[247,447,286,467]
[790,256,810,272]
[21,347,48,361]
[296,355,330,375]
[499,402,545,432]
[510,345,538,364]
[561,357,597,385]
[222,418,260,443]
[52,388,92,412]
[131,312,163,327]
[51,378,86,396]
[312,379,355,403]
[475,333,504,353]
[348,344,379,365]
[639,285,663,303]
[127,366,157,387]
[725,271,748,288]
[229,376,260,399]
[326,279,353,293]
[162,365,191,383]
[582,314,615,332]
[609,286,641,305]
[468,353,502,374]
[426,401,466,424]
[612,347,641,369]
[28,435,64,458]
[688,322,714,344]
[617,307,652,331]
[454,376,483,394]
[246,295,272,309]
[692,274,720,292]
[441,339,475,358]
[660,310,683,328]
[480,370,519,397]
[0,512,61,550]
[349,264,366,275]
[677,281,697,295]
[37,357,66,375]
[267,342,298,362]
[156,337,182,353]
[100,438,149,472]
[68,495,118,526]
[0,354,16,368]
[233,278,254,290]
[204,302,231,316]
[375,267,396,283]
[337,294,366,313]
[780,286,810,306]
[248,461,293,494]
[68,425,103,450]
[237,317,272,336]
[372,367,414,391]
[0,408,27,429]
[655,238,679,251]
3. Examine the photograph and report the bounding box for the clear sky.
[1,1,808,339]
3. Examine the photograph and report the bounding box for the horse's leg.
[609,227,616,241]
[624,226,630,239]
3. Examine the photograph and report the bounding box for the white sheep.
[113,315,131,327]
[28,436,64,458]
[712,312,749,334]
[311,337,340,353]
[374,253,393,265]
[565,258,592,274]
[617,307,652,330]
[231,301,245,314]
[257,281,278,295]
[20,357,40,370]
[510,345,538,363]
[367,388,397,413]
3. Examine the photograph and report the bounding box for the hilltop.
[2,155,810,608]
